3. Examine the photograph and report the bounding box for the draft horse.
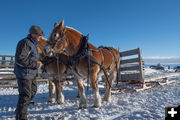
[38,37,70,104]
[43,20,120,108]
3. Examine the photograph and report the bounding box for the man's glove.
[37,61,43,70]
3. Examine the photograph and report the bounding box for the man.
[14,25,44,120]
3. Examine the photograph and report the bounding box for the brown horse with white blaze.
[43,20,120,108]
[38,37,70,104]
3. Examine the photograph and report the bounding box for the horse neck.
[65,28,83,56]
[38,37,47,60]
[39,37,47,49]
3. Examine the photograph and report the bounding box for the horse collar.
[75,35,89,57]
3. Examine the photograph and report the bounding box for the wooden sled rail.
[144,72,180,82]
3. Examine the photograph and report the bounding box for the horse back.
[88,44,120,71]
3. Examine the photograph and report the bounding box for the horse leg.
[48,80,56,103]
[91,71,102,108]
[77,78,86,98]
[56,78,65,104]
[104,71,116,102]
[76,78,87,109]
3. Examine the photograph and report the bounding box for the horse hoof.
[93,103,101,108]
[47,100,53,103]
[47,98,55,103]
[104,98,111,102]
[92,105,101,108]
[78,106,87,109]
[57,101,64,104]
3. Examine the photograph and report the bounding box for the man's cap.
[29,25,45,36]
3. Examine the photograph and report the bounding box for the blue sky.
[0,0,180,58]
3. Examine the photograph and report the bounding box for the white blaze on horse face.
[54,33,60,41]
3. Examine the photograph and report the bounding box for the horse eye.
[54,33,59,40]
[53,34,56,38]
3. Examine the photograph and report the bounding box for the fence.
[0,55,49,88]
[0,55,15,68]
[119,48,144,84]
[118,48,180,91]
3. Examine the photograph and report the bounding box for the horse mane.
[65,26,82,35]
[65,26,98,51]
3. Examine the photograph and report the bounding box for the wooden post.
[116,46,120,86]
[1,56,6,68]
[9,56,14,67]
[119,47,122,83]
[138,48,144,87]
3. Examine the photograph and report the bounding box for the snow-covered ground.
[0,67,180,120]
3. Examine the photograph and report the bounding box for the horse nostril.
[43,47,49,55]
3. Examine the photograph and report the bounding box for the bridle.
[52,27,66,51]
[44,27,66,57]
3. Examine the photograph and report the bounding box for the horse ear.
[59,19,64,28]
[54,22,58,28]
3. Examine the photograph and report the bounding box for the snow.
[0,68,13,75]
[0,67,180,120]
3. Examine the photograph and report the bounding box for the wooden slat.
[120,65,139,71]
[0,78,48,83]
[120,58,139,64]
[0,70,14,72]
[120,48,139,57]
[120,73,140,81]
[0,55,15,57]
[0,85,18,88]
[0,65,14,68]
[0,60,14,62]
[0,74,16,80]
[145,73,180,82]
[0,79,48,88]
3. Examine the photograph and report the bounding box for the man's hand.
[37,61,43,70]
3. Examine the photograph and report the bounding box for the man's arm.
[15,40,38,69]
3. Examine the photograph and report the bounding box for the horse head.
[44,19,83,57]
[43,20,67,57]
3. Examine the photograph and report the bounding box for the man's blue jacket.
[14,35,40,79]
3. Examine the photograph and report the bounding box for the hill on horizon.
[143,57,180,64]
